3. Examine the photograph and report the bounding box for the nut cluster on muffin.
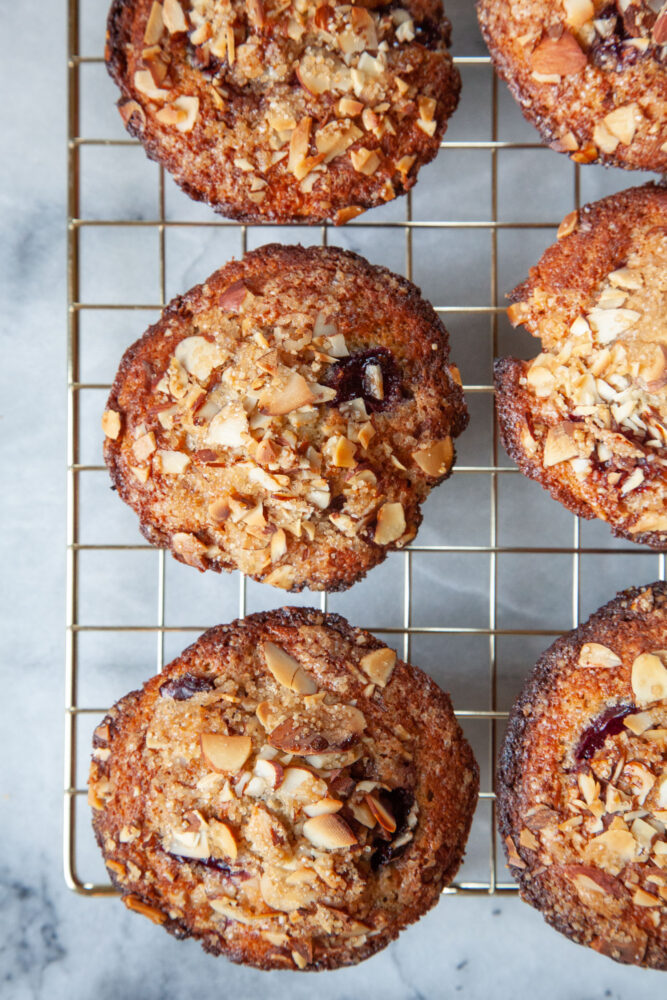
[477,0,667,171]
[103,244,467,591]
[89,608,479,970]
[495,183,667,548]
[498,582,667,969]
[106,0,461,222]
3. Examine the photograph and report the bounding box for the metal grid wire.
[65,0,665,898]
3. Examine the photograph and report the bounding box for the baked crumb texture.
[498,582,667,969]
[89,607,479,970]
[477,0,667,172]
[103,243,467,592]
[106,0,461,223]
[495,182,667,550]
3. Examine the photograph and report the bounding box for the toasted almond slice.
[144,2,164,44]
[303,814,358,850]
[102,409,121,439]
[210,898,272,924]
[200,733,252,773]
[563,0,594,29]
[359,647,396,687]
[303,797,344,817]
[132,431,156,461]
[254,758,284,789]
[165,828,210,859]
[578,643,622,669]
[530,32,586,75]
[157,450,190,474]
[163,0,187,33]
[603,105,637,146]
[374,502,406,545]
[256,701,273,730]
[259,373,316,415]
[557,209,578,239]
[412,438,454,477]
[124,895,167,924]
[134,69,170,101]
[262,641,318,694]
[623,711,653,736]
[631,653,667,707]
[364,793,396,833]
[543,422,578,467]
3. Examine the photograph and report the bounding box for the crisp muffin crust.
[102,243,467,591]
[495,183,667,549]
[498,582,667,969]
[89,607,479,970]
[477,0,667,172]
[106,0,461,223]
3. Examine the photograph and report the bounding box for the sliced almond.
[583,829,638,875]
[259,373,315,415]
[557,210,578,240]
[254,758,284,789]
[603,105,637,147]
[303,797,343,817]
[200,733,252,773]
[157,450,190,474]
[163,0,187,33]
[530,32,587,75]
[412,438,454,477]
[165,828,210,860]
[374,502,406,545]
[631,653,667,707]
[563,0,594,29]
[623,711,653,736]
[364,793,396,833]
[543,422,578,467]
[102,409,121,440]
[262,641,318,694]
[578,643,622,669]
[132,431,156,461]
[302,814,358,850]
[144,2,164,45]
[359,647,396,687]
[133,69,170,101]
[123,895,166,924]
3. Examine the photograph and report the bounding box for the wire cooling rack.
[65,0,666,897]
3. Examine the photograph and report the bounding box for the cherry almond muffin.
[102,244,467,591]
[477,0,667,172]
[498,582,667,968]
[106,0,461,223]
[88,608,479,970]
[495,183,667,549]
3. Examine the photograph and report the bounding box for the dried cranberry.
[159,673,215,701]
[573,703,636,762]
[324,349,408,413]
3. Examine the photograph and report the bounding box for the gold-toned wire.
[64,19,657,898]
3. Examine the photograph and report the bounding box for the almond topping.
[563,0,594,29]
[543,422,578,467]
[359,647,396,687]
[259,373,316,415]
[530,32,587,75]
[412,438,454,477]
[557,210,578,240]
[631,653,667,707]
[374,501,406,545]
[302,814,358,850]
[163,0,187,34]
[123,895,167,924]
[303,797,344,817]
[364,793,396,833]
[578,643,622,669]
[262,642,318,694]
[208,819,238,859]
[102,409,121,439]
[144,2,164,45]
[200,733,252,773]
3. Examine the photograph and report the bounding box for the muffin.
[102,243,468,591]
[88,607,479,970]
[477,0,667,172]
[105,0,461,224]
[498,581,667,968]
[495,183,667,549]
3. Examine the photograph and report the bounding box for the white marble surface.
[1,0,666,996]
